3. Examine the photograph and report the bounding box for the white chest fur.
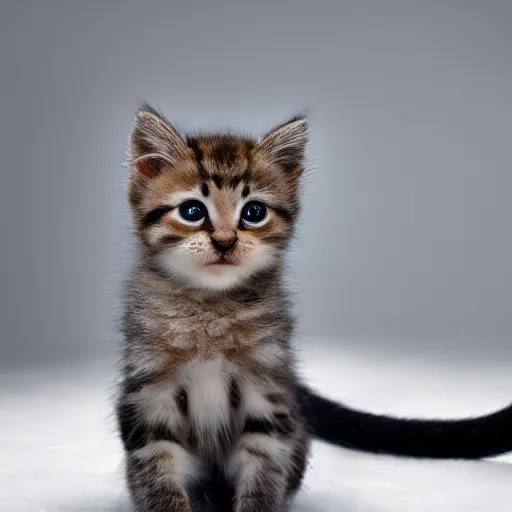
[179,357,239,459]
[181,358,234,429]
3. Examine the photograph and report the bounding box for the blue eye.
[178,200,207,223]
[241,201,267,225]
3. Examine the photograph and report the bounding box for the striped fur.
[118,105,309,511]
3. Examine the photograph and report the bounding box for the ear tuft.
[130,104,189,178]
[255,115,308,172]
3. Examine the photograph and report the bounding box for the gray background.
[1,1,511,368]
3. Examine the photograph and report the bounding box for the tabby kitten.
[118,105,309,512]
[117,105,512,512]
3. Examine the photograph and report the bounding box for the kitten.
[116,105,512,512]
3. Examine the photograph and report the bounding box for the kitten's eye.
[241,201,268,226]
[178,200,207,225]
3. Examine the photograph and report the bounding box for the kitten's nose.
[211,236,238,253]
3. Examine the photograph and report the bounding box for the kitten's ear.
[255,115,308,173]
[130,104,189,178]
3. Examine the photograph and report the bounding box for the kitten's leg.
[127,440,200,512]
[117,386,201,512]
[228,416,309,512]
[229,433,289,512]
[285,434,310,497]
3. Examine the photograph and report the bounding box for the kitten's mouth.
[204,257,236,267]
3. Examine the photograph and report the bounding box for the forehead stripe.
[212,174,224,188]
[186,138,209,179]
[227,167,252,188]
[186,136,253,190]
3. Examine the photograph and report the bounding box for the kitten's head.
[128,105,307,291]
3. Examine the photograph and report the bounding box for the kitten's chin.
[157,248,279,291]
[187,266,252,291]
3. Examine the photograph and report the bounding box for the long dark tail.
[298,384,512,459]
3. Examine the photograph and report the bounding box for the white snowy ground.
[2,337,512,512]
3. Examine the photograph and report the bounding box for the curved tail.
[298,384,512,459]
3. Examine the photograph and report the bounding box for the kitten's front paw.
[234,494,283,512]
[132,489,193,512]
